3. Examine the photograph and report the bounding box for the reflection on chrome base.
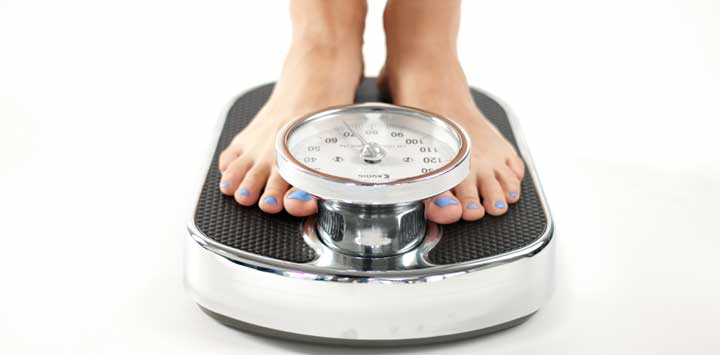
[184,229,554,344]
[200,305,537,346]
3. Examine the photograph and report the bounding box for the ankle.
[291,30,363,51]
[381,53,475,111]
[384,47,464,91]
[289,36,362,61]
[284,40,363,90]
[384,27,458,68]
[383,1,459,55]
[271,38,363,108]
[385,31,457,57]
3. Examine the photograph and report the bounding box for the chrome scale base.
[184,79,555,346]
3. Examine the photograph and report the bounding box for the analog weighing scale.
[184,78,555,346]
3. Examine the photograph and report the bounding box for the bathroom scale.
[184,78,554,346]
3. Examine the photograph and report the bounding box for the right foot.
[218,39,363,216]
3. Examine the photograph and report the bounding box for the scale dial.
[277,103,470,205]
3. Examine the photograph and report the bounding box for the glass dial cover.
[277,103,470,204]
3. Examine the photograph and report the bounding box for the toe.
[453,176,485,221]
[478,174,509,216]
[234,163,271,206]
[496,167,522,204]
[284,188,318,217]
[259,169,289,214]
[507,156,525,180]
[219,157,253,196]
[425,191,462,224]
[219,145,242,172]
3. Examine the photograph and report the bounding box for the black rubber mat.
[193,78,548,265]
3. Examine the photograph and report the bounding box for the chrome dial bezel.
[276,103,471,205]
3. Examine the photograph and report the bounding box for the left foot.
[378,53,525,224]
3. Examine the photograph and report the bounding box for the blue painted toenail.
[264,196,278,205]
[434,197,458,207]
[288,190,312,201]
[238,188,250,196]
[509,191,518,198]
[220,181,230,190]
[495,201,506,209]
[467,203,480,209]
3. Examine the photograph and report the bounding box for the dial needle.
[341,120,385,163]
[342,120,369,147]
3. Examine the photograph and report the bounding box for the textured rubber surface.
[193,78,548,264]
[200,305,535,347]
[193,83,315,263]
[428,88,548,264]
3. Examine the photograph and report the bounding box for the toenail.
[509,191,518,198]
[495,201,506,209]
[264,196,278,205]
[237,188,250,196]
[288,190,312,201]
[220,181,230,190]
[467,202,480,209]
[434,197,458,207]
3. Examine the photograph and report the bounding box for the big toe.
[284,188,318,217]
[425,192,462,224]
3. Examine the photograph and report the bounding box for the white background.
[1,0,719,354]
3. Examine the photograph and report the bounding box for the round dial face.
[285,107,462,184]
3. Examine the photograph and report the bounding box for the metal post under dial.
[317,200,426,257]
[276,103,470,258]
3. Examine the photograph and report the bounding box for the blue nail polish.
[220,181,230,190]
[238,188,250,196]
[467,202,480,209]
[509,191,518,198]
[264,196,278,205]
[434,197,458,207]
[495,201,506,209]
[288,190,312,201]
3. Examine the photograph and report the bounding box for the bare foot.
[218,2,365,216]
[378,0,525,224]
[378,52,525,225]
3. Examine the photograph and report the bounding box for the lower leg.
[269,0,367,113]
[219,0,367,215]
[381,0,468,104]
[381,0,525,223]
